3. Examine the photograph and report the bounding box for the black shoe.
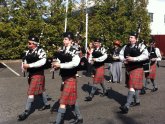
[140,89,146,95]
[47,97,52,101]
[151,88,158,92]
[73,118,83,124]
[50,107,55,114]
[38,104,50,111]
[130,102,140,107]
[85,96,92,101]
[17,111,29,121]
[119,106,129,114]
[100,91,108,97]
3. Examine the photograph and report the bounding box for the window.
[164,14,165,23]
[149,13,154,22]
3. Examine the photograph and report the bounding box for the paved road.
[0,61,165,124]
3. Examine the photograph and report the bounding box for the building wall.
[148,0,165,56]
[147,0,165,35]
[152,35,165,56]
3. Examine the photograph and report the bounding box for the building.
[147,0,165,56]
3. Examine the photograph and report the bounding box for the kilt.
[126,67,143,90]
[93,65,105,84]
[28,75,45,95]
[60,76,77,105]
[145,63,156,79]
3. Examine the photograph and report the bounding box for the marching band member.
[52,32,83,124]
[18,35,50,121]
[119,32,149,114]
[144,40,162,92]
[85,38,108,101]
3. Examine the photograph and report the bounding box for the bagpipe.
[143,46,153,73]
[92,50,113,63]
[77,56,88,71]
[53,51,88,71]
[22,57,27,77]
[143,60,150,73]
[43,57,54,69]
[143,46,160,73]
[49,51,68,79]
[54,51,72,63]
[104,54,113,63]
[21,52,27,77]
[21,55,54,77]
[50,51,88,78]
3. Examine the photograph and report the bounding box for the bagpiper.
[18,35,50,121]
[119,32,149,114]
[144,39,162,92]
[52,32,83,124]
[85,38,108,101]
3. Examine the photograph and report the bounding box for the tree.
[88,0,150,46]
[0,0,151,59]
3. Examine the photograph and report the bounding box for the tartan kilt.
[126,68,143,90]
[145,63,156,79]
[93,65,105,84]
[60,76,77,105]
[28,75,45,95]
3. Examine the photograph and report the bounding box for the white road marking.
[1,62,20,76]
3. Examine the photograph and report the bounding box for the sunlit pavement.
[0,61,165,124]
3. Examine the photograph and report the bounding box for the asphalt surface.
[0,60,165,124]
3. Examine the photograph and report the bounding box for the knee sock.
[145,78,149,89]
[55,108,66,124]
[42,92,49,105]
[125,91,135,108]
[100,83,107,93]
[74,101,83,120]
[25,95,34,111]
[151,79,157,88]
[90,85,97,97]
[135,90,140,103]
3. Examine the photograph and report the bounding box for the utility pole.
[64,0,69,32]
[85,0,88,50]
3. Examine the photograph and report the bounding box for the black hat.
[149,36,155,43]
[63,32,74,40]
[28,35,39,43]
[149,39,155,44]
[129,32,137,38]
[93,38,102,43]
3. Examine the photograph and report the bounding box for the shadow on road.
[107,88,127,106]
[28,95,45,115]
[50,99,60,113]
[0,63,6,68]
[81,83,102,96]
[115,113,143,124]
[0,63,6,72]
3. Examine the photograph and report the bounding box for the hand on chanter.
[126,56,134,62]
[23,64,30,69]
[92,58,96,62]
[151,58,156,61]
[52,61,60,70]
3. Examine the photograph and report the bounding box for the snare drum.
[143,63,150,73]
